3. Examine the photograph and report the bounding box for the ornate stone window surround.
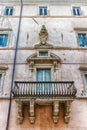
[74,28,87,47]
[33,64,54,81]
[0,65,8,95]
[27,51,60,81]
[79,66,87,97]
[81,71,87,90]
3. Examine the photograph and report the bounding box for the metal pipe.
[6,0,23,130]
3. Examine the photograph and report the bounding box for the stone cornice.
[0,0,87,5]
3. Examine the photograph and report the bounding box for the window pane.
[85,74,87,84]
[0,74,2,88]
[6,8,9,15]
[44,8,47,15]
[39,52,48,56]
[78,34,87,47]
[83,35,87,46]
[39,8,43,15]
[0,34,8,47]
[0,36,3,46]
[10,8,13,15]
[73,8,76,15]
[3,34,8,47]
[78,34,83,46]
[77,8,80,15]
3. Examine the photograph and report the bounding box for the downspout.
[6,0,23,130]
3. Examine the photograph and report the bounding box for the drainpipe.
[6,0,23,130]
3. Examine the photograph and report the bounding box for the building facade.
[0,0,87,130]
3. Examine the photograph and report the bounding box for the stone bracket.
[29,99,35,124]
[15,100,73,124]
[16,100,23,124]
[64,101,72,123]
[53,101,59,123]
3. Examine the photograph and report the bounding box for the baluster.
[37,82,39,95]
[42,83,44,95]
[26,83,28,96]
[24,83,26,96]
[53,83,55,95]
[62,83,64,95]
[20,83,22,96]
[47,82,49,95]
[34,83,36,95]
[65,83,67,95]
[57,83,59,96]
[32,83,33,95]
[57,83,59,95]
[28,83,30,95]
[30,83,32,95]
[23,83,25,95]
[54,83,56,95]
[17,83,18,96]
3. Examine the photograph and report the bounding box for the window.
[84,73,87,91]
[0,66,8,95]
[0,73,3,94]
[73,7,81,16]
[0,74,2,89]
[39,7,48,16]
[78,33,87,47]
[0,34,8,47]
[37,69,51,81]
[39,52,48,56]
[85,74,87,85]
[4,7,13,16]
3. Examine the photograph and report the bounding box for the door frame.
[33,64,54,81]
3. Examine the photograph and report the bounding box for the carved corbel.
[64,101,72,123]
[30,61,34,72]
[53,61,57,72]
[29,99,35,124]
[16,100,23,124]
[53,101,59,123]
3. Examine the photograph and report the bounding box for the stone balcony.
[12,81,77,124]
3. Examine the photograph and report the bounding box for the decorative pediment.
[79,66,87,71]
[27,52,61,63]
[35,25,53,49]
[0,64,8,70]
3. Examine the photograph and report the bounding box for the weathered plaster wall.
[0,2,87,130]
[3,99,86,130]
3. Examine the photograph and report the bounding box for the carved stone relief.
[16,100,23,124]
[53,101,59,123]
[39,25,48,45]
[35,25,53,49]
[64,101,72,123]
[29,99,35,124]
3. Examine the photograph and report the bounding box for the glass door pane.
[36,69,51,94]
